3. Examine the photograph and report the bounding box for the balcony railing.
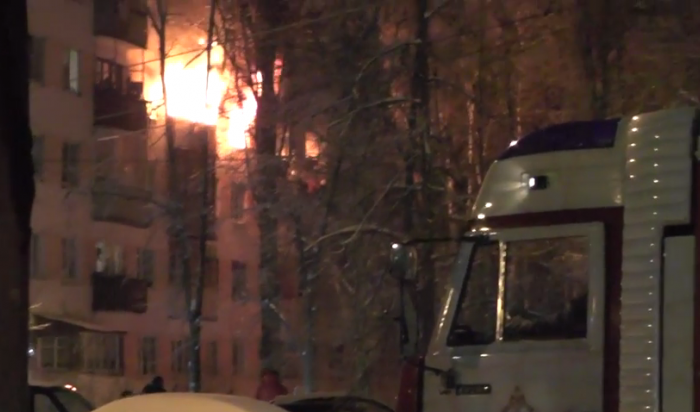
[94,0,148,48]
[94,82,148,131]
[91,178,153,228]
[91,272,148,313]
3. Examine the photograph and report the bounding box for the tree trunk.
[152,0,197,390]
[252,0,285,369]
[406,0,436,352]
[188,2,218,391]
[0,0,35,411]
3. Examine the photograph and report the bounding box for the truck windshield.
[448,235,590,346]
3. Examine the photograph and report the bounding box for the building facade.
[28,0,262,405]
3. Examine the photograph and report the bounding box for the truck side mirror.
[390,243,417,281]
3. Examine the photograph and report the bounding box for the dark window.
[207,341,218,375]
[61,143,80,187]
[94,58,126,93]
[137,248,155,284]
[32,135,44,178]
[81,332,124,374]
[448,242,500,346]
[39,336,75,370]
[30,233,44,278]
[230,182,246,220]
[204,256,219,288]
[61,238,78,279]
[28,36,45,83]
[498,119,620,160]
[231,338,245,374]
[171,339,189,373]
[231,260,248,300]
[503,236,589,341]
[140,337,157,375]
[168,248,179,284]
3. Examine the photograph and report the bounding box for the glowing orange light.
[145,38,257,152]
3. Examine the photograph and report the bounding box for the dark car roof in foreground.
[273,394,393,412]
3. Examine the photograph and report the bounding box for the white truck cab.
[393,107,699,412]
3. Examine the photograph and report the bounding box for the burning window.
[503,236,589,341]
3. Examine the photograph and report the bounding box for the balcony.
[94,0,148,48]
[91,272,148,313]
[94,82,148,132]
[91,178,153,228]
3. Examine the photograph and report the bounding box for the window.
[168,249,179,284]
[231,260,248,300]
[137,248,155,284]
[38,336,75,370]
[230,182,246,220]
[96,242,124,275]
[448,242,500,346]
[32,135,44,178]
[61,143,80,187]
[30,233,44,278]
[81,332,124,375]
[204,255,219,288]
[139,337,157,375]
[231,339,245,374]
[64,49,80,94]
[207,341,218,375]
[94,58,125,93]
[62,238,78,279]
[503,236,589,341]
[28,36,45,83]
[171,339,189,373]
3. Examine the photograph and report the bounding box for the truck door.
[661,233,694,412]
[423,223,605,412]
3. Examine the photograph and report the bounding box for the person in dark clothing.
[255,368,288,401]
[142,376,166,394]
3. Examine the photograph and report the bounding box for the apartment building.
[27,0,262,405]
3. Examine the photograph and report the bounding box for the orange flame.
[145,39,258,152]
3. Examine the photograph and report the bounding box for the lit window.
[64,49,80,94]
